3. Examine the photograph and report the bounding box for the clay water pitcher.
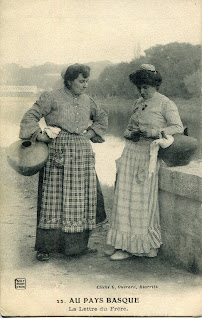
[158,134,198,167]
[7,133,49,176]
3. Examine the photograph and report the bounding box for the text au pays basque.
[67,297,139,304]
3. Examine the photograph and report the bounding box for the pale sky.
[0,0,201,67]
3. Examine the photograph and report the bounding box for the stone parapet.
[158,160,202,273]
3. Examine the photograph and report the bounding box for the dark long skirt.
[35,169,106,255]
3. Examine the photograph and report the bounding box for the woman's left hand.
[140,128,161,139]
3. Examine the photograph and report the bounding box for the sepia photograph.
[0,0,201,317]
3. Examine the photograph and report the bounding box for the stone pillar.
[158,160,202,273]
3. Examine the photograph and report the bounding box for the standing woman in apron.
[19,63,108,261]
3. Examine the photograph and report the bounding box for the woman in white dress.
[105,64,183,260]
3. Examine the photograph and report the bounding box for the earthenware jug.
[7,132,49,176]
[158,134,198,167]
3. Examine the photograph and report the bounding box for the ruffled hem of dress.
[107,227,162,254]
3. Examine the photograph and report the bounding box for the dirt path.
[0,148,201,317]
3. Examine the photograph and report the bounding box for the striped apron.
[107,139,162,254]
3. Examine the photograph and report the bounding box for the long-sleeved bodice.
[124,92,183,138]
[19,87,108,143]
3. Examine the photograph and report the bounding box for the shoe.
[134,249,158,258]
[81,247,98,255]
[110,250,131,261]
[104,248,116,256]
[36,252,50,261]
[145,249,158,258]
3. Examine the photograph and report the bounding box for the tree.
[92,42,201,98]
[184,69,201,97]
[144,42,201,97]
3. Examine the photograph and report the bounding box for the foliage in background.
[0,61,113,91]
[184,69,201,97]
[0,42,200,99]
[88,42,201,99]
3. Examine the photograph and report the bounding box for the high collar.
[141,91,158,103]
[64,86,82,98]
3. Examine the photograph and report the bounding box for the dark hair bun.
[129,68,162,87]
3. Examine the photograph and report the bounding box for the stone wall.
[158,160,202,273]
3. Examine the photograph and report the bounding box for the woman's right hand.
[140,128,160,139]
[36,131,52,143]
